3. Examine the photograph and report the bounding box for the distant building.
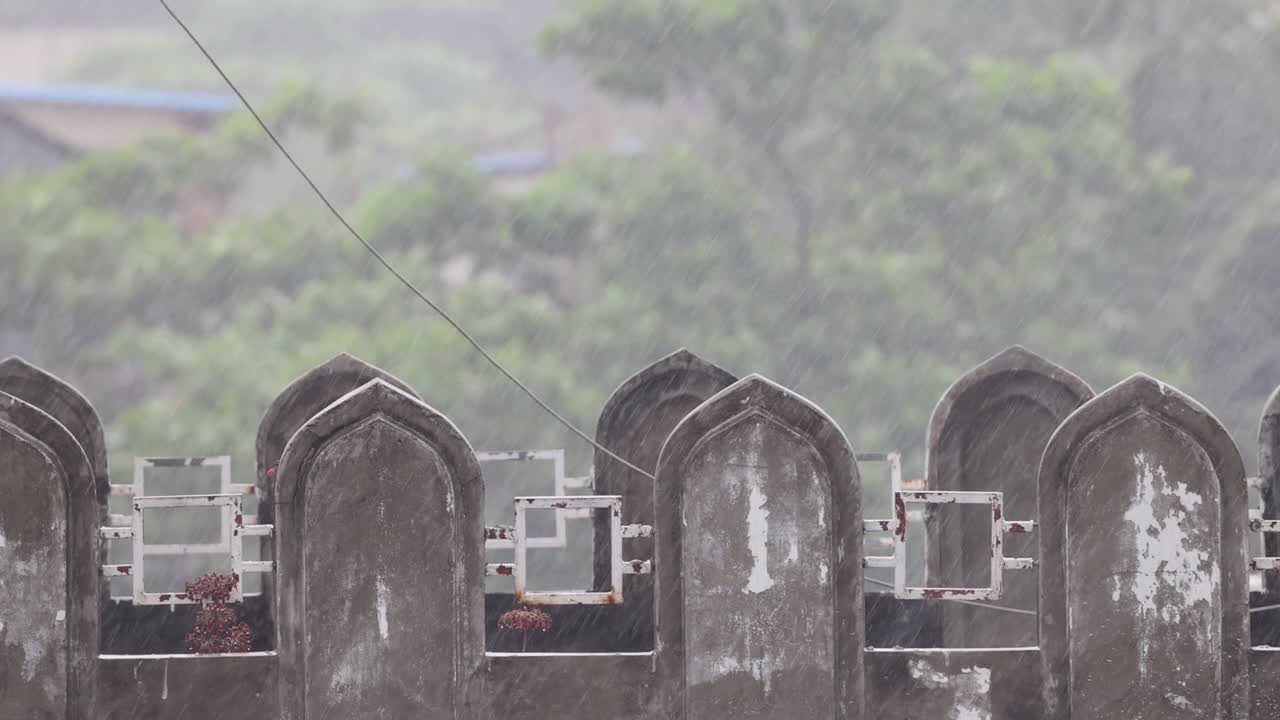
[0,83,235,178]
[471,140,646,194]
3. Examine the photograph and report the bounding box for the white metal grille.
[864,489,1035,601]
[1250,497,1280,572]
[856,452,904,555]
[485,495,653,605]
[478,450,592,550]
[100,456,273,605]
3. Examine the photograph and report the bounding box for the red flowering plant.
[498,606,553,652]
[184,572,254,654]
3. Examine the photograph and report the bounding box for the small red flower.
[183,572,253,654]
[498,606,552,652]
[265,465,278,479]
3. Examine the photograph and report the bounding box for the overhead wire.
[157,0,656,481]
[863,575,1037,616]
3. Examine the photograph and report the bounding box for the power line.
[157,0,655,481]
[864,575,1037,616]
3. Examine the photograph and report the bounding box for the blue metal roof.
[473,149,552,175]
[472,141,646,176]
[0,84,236,114]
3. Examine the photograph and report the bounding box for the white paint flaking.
[329,637,379,695]
[953,666,992,720]
[55,610,65,623]
[816,470,826,528]
[787,535,799,563]
[1113,452,1218,681]
[909,661,991,720]
[819,562,828,585]
[744,484,774,594]
[0,530,6,547]
[710,654,783,695]
[376,575,390,641]
[908,658,950,688]
[161,658,169,701]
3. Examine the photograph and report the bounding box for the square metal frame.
[123,493,244,605]
[512,494,622,605]
[894,490,1004,600]
[102,456,271,604]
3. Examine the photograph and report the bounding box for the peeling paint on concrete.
[744,484,774,594]
[909,658,950,688]
[328,636,379,696]
[1113,453,1217,679]
[0,430,67,703]
[908,660,992,720]
[376,575,390,641]
[953,666,992,720]
[711,654,784,695]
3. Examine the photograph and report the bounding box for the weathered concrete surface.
[0,356,109,488]
[253,353,419,655]
[255,352,418,505]
[1039,374,1249,720]
[866,648,1043,719]
[592,349,735,651]
[76,644,1280,720]
[479,653,656,719]
[655,375,863,719]
[0,391,101,720]
[95,653,277,720]
[274,379,482,720]
[927,346,1092,648]
[0,403,69,718]
[1251,648,1280,720]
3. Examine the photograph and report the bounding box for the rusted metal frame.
[143,456,236,549]
[861,451,911,567]
[133,453,251,497]
[864,489,1035,600]
[99,492,275,605]
[859,452,904,564]
[122,494,242,605]
[510,494,626,605]
[485,521,650,542]
[1248,477,1267,590]
[101,455,271,603]
[108,455,261,535]
[895,491,1002,600]
[1250,511,1280,570]
[486,559,651,576]
[478,449,595,550]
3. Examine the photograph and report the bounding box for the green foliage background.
[5,0,1280,529]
